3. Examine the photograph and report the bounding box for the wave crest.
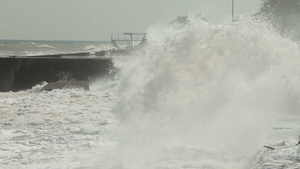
[112,16,300,169]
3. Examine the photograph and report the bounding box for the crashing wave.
[36,44,54,48]
[255,0,300,41]
[27,42,35,46]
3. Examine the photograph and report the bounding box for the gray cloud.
[0,0,262,40]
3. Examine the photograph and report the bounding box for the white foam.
[0,82,118,168]
[36,44,54,48]
[107,16,300,169]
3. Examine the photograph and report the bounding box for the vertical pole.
[298,135,300,161]
[232,0,235,22]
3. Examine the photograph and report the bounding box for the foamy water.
[108,16,300,169]
[1,15,300,169]
[0,81,118,168]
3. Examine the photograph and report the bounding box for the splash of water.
[256,0,300,41]
[108,16,300,169]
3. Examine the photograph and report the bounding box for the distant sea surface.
[0,40,112,57]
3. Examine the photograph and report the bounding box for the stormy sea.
[0,40,111,57]
[1,3,300,169]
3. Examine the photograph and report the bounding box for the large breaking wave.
[107,14,300,169]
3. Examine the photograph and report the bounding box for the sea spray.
[109,16,300,169]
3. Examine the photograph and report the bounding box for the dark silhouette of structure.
[0,55,113,92]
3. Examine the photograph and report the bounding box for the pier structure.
[95,32,146,57]
[111,32,146,48]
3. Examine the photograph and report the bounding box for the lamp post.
[232,0,235,21]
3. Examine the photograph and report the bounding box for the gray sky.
[0,0,262,41]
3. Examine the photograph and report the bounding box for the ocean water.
[1,15,300,169]
[0,40,112,57]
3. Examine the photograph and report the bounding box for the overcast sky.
[0,0,262,41]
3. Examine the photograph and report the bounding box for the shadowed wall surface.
[0,57,113,92]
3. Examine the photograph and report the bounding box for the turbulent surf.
[1,1,300,168]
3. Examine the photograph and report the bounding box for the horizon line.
[0,38,111,42]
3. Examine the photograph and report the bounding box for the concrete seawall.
[0,56,113,92]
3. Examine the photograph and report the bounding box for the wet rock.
[41,81,89,91]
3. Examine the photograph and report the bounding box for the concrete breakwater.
[0,53,113,92]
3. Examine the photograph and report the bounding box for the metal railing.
[111,32,146,47]
[111,32,146,42]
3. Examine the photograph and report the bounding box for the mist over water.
[106,15,300,169]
